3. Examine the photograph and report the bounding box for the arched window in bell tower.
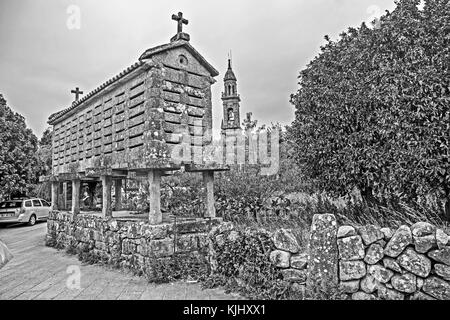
[227,108,235,125]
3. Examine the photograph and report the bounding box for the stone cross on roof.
[170,12,190,42]
[172,12,188,34]
[70,87,83,102]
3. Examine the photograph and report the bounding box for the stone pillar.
[51,181,59,211]
[148,170,162,225]
[101,175,112,218]
[62,182,68,210]
[203,171,216,218]
[307,214,338,291]
[114,179,122,211]
[71,179,80,215]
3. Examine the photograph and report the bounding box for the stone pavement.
[0,222,242,300]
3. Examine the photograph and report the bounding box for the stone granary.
[45,12,226,224]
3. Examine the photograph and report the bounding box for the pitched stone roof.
[139,39,219,77]
[48,61,145,125]
[48,39,218,125]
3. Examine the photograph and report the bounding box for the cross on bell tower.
[170,12,190,42]
[71,87,83,102]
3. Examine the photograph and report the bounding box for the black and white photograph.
[0,0,449,313]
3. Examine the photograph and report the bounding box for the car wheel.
[28,214,36,226]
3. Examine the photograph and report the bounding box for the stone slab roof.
[48,39,219,125]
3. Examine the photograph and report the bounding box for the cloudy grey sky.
[0,0,397,138]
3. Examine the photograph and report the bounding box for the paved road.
[0,222,242,300]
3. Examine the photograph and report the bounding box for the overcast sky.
[0,0,397,138]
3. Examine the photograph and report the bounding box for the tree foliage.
[0,94,39,200]
[289,0,450,217]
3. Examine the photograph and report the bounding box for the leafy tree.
[32,127,53,199]
[0,94,39,200]
[289,0,450,218]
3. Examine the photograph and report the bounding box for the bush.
[204,227,295,299]
[144,252,210,284]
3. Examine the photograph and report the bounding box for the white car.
[0,198,52,226]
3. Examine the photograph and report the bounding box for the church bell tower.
[221,57,241,133]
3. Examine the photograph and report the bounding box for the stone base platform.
[46,210,223,273]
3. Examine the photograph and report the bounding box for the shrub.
[144,252,210,284]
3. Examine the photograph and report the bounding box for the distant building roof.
[224,59,237,81]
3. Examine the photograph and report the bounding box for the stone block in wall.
[397,248,431,277]
[290,253,308,270]
[410,292,436,300]
[175,220,208,234]
[339,260,366,281]
[367,264,394,283]
[380,227,393,240]
[106,219,120,232]
[176,234,199,253]
[351,291,377,300]
[122,239,137,255]
[307,214,338,288]
[270,250,291,268]
[364,243,384,265]
[272,229,300,253]
[411,222,435,237]
[436,229,449,249]
[422,276,450,300]
[337,236,365,261]
[92,230,102,242]
[377,285,404,300]
[360,275,379,294]
[434,264,450,281]
[417,277,424,290]
[382,257,402,273]
[339,280,360,293]
[124,223,141,239]
[384,225,412,258]
[94,241,107,252]
[391,272,416,293]
[280,269,307,282]
[358,225,384,246]
[337,226,356,239]
[140,224,169,240]
[148,238,174,257]
[413,235,437,253]
[428,247,450,266]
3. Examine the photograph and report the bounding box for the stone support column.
[62,182,68,210]
[71,179,81,215]
[203,171,216,218]
[148,170,162,225]
[51,181,59,211]
[114,179,123,211]
[101,175,113,218]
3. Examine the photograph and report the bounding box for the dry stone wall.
[46,211,450,300]
[46,211,222,271]
[337,221,450,300]
[207,222,308,295]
